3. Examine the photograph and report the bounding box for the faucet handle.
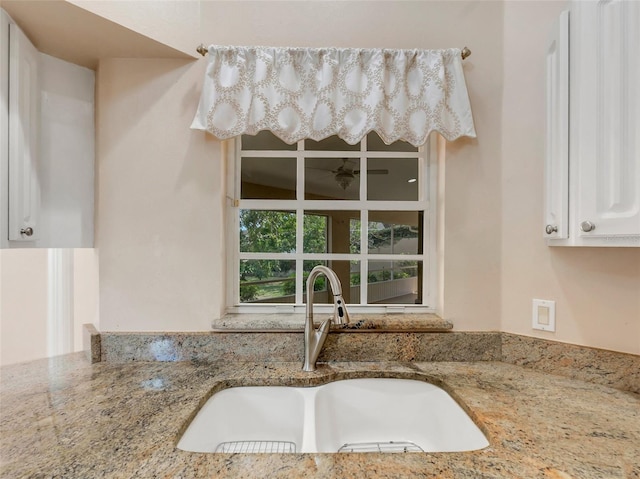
[333,295,350,325]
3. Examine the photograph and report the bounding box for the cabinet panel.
[7,22,39,242]
[575,0,640,239]
[544,10,569,240]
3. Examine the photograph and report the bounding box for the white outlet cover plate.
[532,299,556,332]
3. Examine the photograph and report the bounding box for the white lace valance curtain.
[191,45,476,146]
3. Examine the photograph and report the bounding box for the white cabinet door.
[547,1,640,246]
[7,22,40,242]
[1,10,95,249]
[572,0,640,241]
[38,54,95,248]
[544,10,569,240]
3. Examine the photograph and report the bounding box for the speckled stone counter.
[1,354,638,478]
[99,331,501,363]
[212,313,453,332]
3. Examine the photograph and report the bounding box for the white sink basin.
[177,386,306,453]
[177,378,488,454]
[314,378,488,453]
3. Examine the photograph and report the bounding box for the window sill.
[212,313,452,333]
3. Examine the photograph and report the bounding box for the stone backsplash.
[89,325,640,394]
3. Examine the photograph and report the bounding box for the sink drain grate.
[214,440,296,453]
[338,441,424,453]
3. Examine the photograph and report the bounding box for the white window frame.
[225,134,438,315]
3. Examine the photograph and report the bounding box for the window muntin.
[230,131,435,311]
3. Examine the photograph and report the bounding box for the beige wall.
[96,58,225,331]
[68,0,200,57]
[500,1,640,354]
[94,1,639,355]
[96,0,504,332]
[0,249,99,365]
[0,250,48,365]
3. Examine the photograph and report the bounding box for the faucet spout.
[303,266,350,372]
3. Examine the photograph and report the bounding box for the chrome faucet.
[303,265,350,372]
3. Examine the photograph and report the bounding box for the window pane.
[240,210,296,253]
[347,260,361,304]
[305,135,360,151]
[368,260,421,304]
[239,260,296,303]
[305,158,360,200]
[304,211,360,253]
[242,131,296,150]
[366,131,418,152]
[303,213,327,253]
[350,218,361,254]
[236,129,431,309]
[368,211,422,255]
[367,158,419,201]
[241,157,296,199]
[302,260,360,304]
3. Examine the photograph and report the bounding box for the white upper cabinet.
[574,0,640,241]
[7,22,40,243]
[1,10,95,249]
[545,1,640,247]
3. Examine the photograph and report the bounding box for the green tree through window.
[239,211,329,300]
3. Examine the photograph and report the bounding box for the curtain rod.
[196,44,471,59]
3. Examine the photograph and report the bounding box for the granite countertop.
[212,313,453,332]
[1,354,639,478]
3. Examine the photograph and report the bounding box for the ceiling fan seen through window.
[310,159,389,190]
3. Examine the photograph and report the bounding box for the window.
[227,131,437,313]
